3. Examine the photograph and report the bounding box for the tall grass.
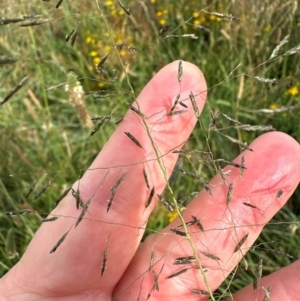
[0,0,299,298]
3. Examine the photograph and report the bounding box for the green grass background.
[0,0,299,298]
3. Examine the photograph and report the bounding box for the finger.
[233,260,300,300]
[1,61,207,298]
[113,132,300,300]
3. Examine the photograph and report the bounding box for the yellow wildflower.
[269,103,279,110]
[104,45,112,53]
[105,0,113,6]
[159,19,166,25]
[85,36,92,44]
[209,15,222,22]
[167,211,178,223]
[93,57,100,65]
[89,51,98,57]
[119,49,127,56]
[286,86,299,96]
[264,24,272,32]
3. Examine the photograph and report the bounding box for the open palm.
[1,61,299,301]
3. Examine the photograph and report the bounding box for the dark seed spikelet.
[107,173,127,212]
[202,251,221,261]
[159,25,170,37]
[253,276,258,291]
[70,28,78,47]
[234,233,249,253]
[0,57,17,65]
[151,270,159,291]
[56,0,64,9]
[167,110,188,116]
[25,180,38,198]
[1,76,30,105]
[42,216,60,222]
[143,168,150,189]
[180,169,212,196]
[50,230,69,253]
[54,186,71,207]
[0,17,26,26]
[157,194,174,212]
[192,24,211,33]
[97,54,110,69]
[171,94,181,111]
[101,247,107,276]
[239,155,246,178]
[203,10,238,20]
[166,268,188,279]
[243,202,257,209]
[130,105,145,118]
[115,117,123,125]
[190,289,210,295]
[145,186,155,208]
[192,215,204,232]
[5,209,32,215]
[90,117,108,136]
[65,28,76,42]
[214,159,242,169]
[221,113,241,125]
[117,0,130,15]
[124,132,143,148]
[276,189,283,199]
[34,180,52,201]
[178,60,183,83]
[189,91,200,117]
[180,168,198,179]
[178,192,198,204]
[19,19,49,27]
[204,184,213,196]
[176,219,198,230]
[226,183,233,205]
[219,133,253,151]
[173,256,195,265]
[179,101,188,108]
[75,198,91,227]
[149,248,155,270]
[170,228,187,237]
[236,124,275,132]
[71,188,84,209]
[209,110,220,129]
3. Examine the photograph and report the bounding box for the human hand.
[1,61,299,301]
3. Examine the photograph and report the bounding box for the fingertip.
[248,131,300,183]
[157,60,207,95]
[252,131,300,153]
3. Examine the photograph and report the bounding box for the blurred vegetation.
[0,0,299,298]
